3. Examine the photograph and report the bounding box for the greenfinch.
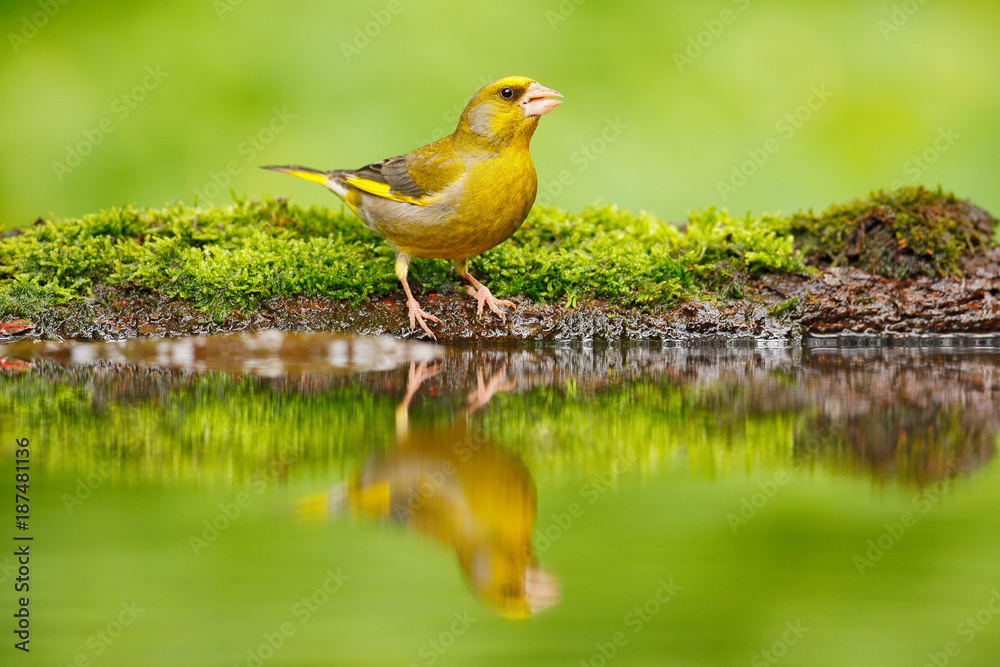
[296,362,561,618]
[263,76,563,339]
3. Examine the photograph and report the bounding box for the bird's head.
[464,549,562,619]
[456,76,562,147]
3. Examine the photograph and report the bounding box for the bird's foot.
[467,367,516,412]
[406,297,441,340]
[401,360,442,407]
[465,285,515,321]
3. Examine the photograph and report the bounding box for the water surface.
[2,334,999,666]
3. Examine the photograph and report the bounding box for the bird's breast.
[360,152,537,260]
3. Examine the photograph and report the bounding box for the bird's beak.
[520,83,563,117]
[523,566,562,614]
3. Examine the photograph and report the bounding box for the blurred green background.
[1,0,998,231]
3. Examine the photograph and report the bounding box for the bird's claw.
[465,285,515,321]
[408,360,442,386]
[467,367,516,411]
[406,298,441,340]
[402,360,442,405]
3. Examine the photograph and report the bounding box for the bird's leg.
[396,360,442,441]
[453,258,515,321]
[395,253,441,339]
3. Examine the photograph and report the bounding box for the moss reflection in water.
[1,342,996,486]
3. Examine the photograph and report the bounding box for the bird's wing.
[344,137,464,207]
[346,156,428,205]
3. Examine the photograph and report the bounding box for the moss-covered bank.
[1,186,997,341]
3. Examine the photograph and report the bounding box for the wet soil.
[759,245,1000,336]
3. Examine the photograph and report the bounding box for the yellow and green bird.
[262,76,562,339]
[295,362,562,618]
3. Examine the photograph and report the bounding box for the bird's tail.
[294,482,349,522]
[261,164,352,201]
[260,164,332,186]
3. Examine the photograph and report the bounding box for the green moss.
[768,296,799,317]
[0,198,809,319]
[789,186,997,279]
[0,275,83,320]
[1,186,992,321]
[0,199,399,318]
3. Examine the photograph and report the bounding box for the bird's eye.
[499,87,514,100]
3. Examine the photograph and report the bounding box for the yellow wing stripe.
[345,175,430,206]
[347,481,393,517]
[294,492,332,522]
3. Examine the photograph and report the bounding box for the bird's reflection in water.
[300,362,560,618]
